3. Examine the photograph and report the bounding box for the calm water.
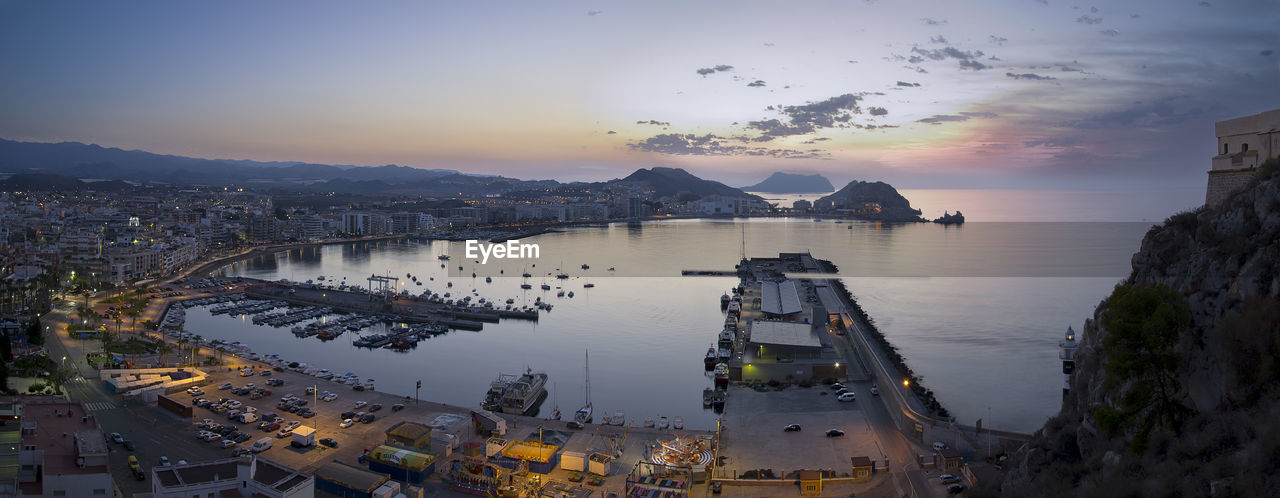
[195,212,1155,433]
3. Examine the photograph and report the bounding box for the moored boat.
[498,368,549,416]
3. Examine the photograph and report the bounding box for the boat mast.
[584,350,591,407]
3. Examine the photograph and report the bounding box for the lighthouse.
[1059,326,1079,398]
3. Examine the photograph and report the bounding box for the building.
[384,421,432,450]
[792,199,812,211]
[849,456,875,483]
[1207,108,1280,206]
[151,455,313,498]
[11,398,113,498]
[341,212,371,235]
[313,461,390,498]
[626,197,646,219]
[759,280,803,317]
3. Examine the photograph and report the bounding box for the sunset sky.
[2,0,1278,190]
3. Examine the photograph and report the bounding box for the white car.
[837,392,857,402]
[339,419,354,429]
[219,382,233,390]
[220,439,236,448]
[202,432,221,442]
[187,387,205,396]
[284,421,301,430]
[195,431,210,440]
[226,400,242,409]
[305,386,316,394]
[243,406,257,413]
[323,393,338,402]
[354,401,368,409]
[110,432,124,443]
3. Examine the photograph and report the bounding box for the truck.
[291,426,316,448]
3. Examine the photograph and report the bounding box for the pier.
[239,278,536,333]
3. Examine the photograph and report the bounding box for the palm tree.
[176,337,189,366]
[158,343,174,367]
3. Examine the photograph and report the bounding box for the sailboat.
[574,351,593,424]
[547,383,561,421]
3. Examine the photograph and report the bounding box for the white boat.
[574,351,593,424]
[499,368,548,416]
[672,416,684,430]
[643,417,655,428]
[609,410,625,426]
[658,416,669,429]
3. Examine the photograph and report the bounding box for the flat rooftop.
[748,320,822,348]
[20,399,105,476]
[760,279,803,316]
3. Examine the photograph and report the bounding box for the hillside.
[615,167,762,200]
[816,180,923,221]
[999,161,1280,497]
[742,172,834,193]
[0,138,462,188]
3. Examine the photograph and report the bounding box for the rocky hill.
[816,180,923,221]
[614,167,762,200]
[998,160,1280,497]
[741,172,834,193]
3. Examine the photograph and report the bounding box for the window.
[1224,143,1229,154]
[1242,143,1249,152]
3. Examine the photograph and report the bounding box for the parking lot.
[717,381,890,477]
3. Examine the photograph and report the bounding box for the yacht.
[574,351,593,424]
[498,369,548,416]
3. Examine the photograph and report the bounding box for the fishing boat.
[583,283,594,288]
[609,410,625,426]
[482,374,517,411]
[541,283,551,291]
[704,347,718,370]
[714,363,729,389]
[643,417,655,428]
[672,416,684,430]
[703,389,713,408]
[485,277,492,283]
[574,351,593,424]
[520,283,532,289]
[498,368,548,416]
[721,292,731,308]
[438,254,450,260]
[658,416,669,429]
[581,264,589,270]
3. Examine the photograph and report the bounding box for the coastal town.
[0,174,1003,497]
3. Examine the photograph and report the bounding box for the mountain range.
[0,138,761,200]
[817,180,924,221]
[742,172,834,193]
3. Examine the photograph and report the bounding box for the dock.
[681,269,738,276]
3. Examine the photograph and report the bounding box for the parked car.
[123,440,135,451]
[110,432,124,444]
[783,424,802,432]
[359,413,375,424]
[318,437,338,448]
[933,441,949,451]
[220,439,236,448]
[947,484,966,494]
[354,401,368,409]
[940,474,962,484]
[837,393,857,402]
[391,404,405,412]
[127,455,139,470]
[159,456,171,467]
[871,384,880,396]
[825,429,845,438]
[131,467,146,481]
[339,419,354,429]
[830,383,845,391]
[368,404,382,412]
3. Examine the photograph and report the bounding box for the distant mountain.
[0,138,461,187]
[0,173,135,192]
[817,180,923,221]
[615,167,762,200]
[742,172,834,193]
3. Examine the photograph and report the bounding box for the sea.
[191,188,1202,433]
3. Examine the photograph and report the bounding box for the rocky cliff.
[741,172,834,193]
[999,160,1280,497]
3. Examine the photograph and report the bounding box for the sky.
[2,0,1278,190]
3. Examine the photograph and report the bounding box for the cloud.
[746,93,866,140]
[1006,72,1056,81]
[695,65,734,77]
[1076,15,1103,24]
[1099,29,1119,36]
[586,10,603,16]
[1198,1,1211,6]
[1090,6,1099,13]
[922,17,948,25]
[910,45,990,70]
[989,35,1008,45]
[869,107,889,116]
[627,133,825,159]
[908,55,926,64]
[1263,50,1274,56]
[930,35,949,44]
[747,80,767,87]
[763,42,775,47]
[883,54,906,62]
[896,81,921,87]
[636,120,671,126]
[917,112,997,125]
[1056,63,1083,72]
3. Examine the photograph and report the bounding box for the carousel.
[647,435,714,468]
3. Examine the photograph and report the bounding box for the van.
[837,392,857,402]
[240,412,259,424]
[252,437,272,453]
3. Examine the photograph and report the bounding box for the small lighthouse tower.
[1059,326,1079,398]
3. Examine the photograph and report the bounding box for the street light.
[902,379,909,388]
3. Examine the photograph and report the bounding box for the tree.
[1095,284,1192,452]
[24,318,42,346]
[46,366,70,395]
[158,343,173,367]
[0,331,11,362]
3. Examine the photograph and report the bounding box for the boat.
[547,383,561,421]
[714,363,729,389]
[608,267,615,271]
[672,416,684,430]
[483,374,518,411]
[583,283,594,288]
[574,351,593,424]
[557,290,565,297]
[541,284,551,291]
[721,293,731,308]
[581,264,589,270]
[704,347,718,370]
[317,275,325,281]
[567,291,574,298]
[610,410,625,426]
[703,389,714,408]
[643,417,655,428]
[658,416,669,429]
[498,368,548,416]
[520,283,532,289]
[438,255,450,260]
[485,277,492,283]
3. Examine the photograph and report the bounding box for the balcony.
[1211,150,1259,171]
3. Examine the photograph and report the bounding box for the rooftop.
[313,461,388,494]
[760,279,803,316]
[18,399,105,476]
[748,321,822,348]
